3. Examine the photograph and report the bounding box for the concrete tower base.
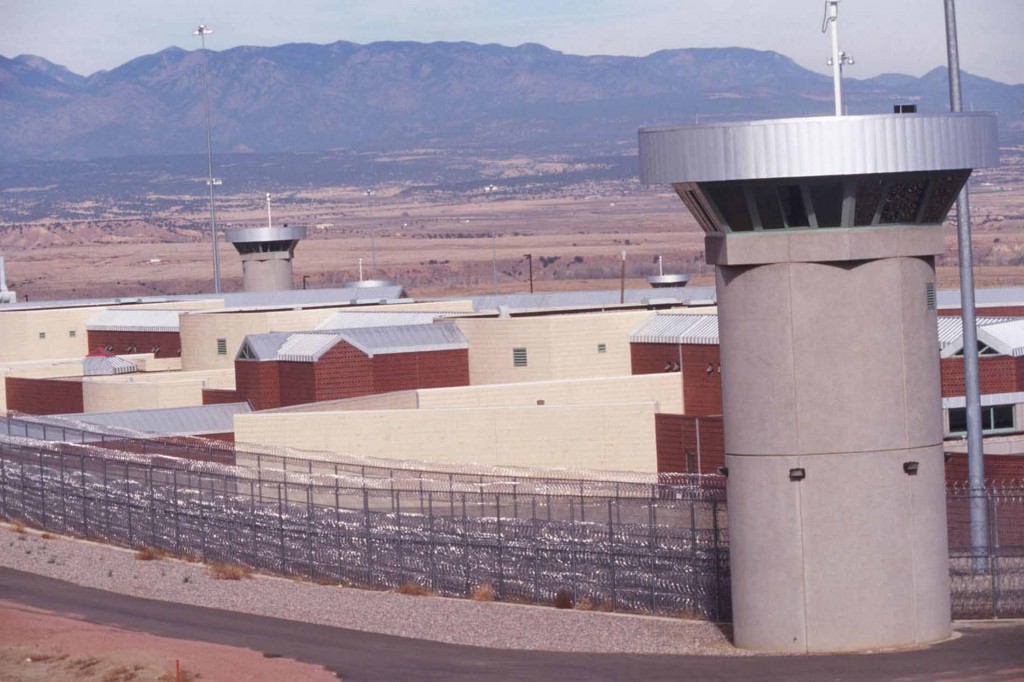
[240,252,295,292]
[715,227,951,652]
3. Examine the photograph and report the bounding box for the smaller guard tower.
[225,194,306,292]
[0,254,16,304]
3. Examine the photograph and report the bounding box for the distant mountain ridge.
[1,40,1022,161]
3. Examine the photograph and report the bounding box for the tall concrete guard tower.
[638,12,998,651]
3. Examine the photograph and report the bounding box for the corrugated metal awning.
[86,309,182,333]
[316,310,468,331]
[629,314,719,345]
[338,323,468,357]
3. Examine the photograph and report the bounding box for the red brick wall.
[631,342,682,375]
[279,361,317,407]
[655,413,725,475]
[941,355,1024,397]
[202,388,240,405]
[86,330,181,358]
[314,342,375,401]
[945,453,1024,484]
[680,345,723,416]
[372,349,470,394]
[234,361,281,411]
[942,306,1024,317]
[5,377,84,415]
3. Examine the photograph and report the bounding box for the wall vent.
[513,347,528,367]
[925,283,936,311]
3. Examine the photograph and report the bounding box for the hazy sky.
[4,1,1023,84]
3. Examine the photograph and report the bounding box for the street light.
[193,24,221,294]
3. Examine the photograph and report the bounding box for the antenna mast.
[822,1,854,116]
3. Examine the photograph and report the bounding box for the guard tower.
[638,8,998,654]
[224,195,306,293]
[0,254,16,304]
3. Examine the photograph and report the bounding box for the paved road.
[1,568,1022,682]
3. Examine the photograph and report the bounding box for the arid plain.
[1,148,1023,301]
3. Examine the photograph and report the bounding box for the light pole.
[193,24,221,294]
[944,0,988,572]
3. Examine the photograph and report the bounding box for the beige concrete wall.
[235,402,659,473]
[455,310,651,385]
[0,307,101,362]
[180,300,475,371]
[267,373,683,415]
[81,369,235,412]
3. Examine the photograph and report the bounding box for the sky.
[3,0,1023,85]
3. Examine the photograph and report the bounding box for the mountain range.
[1,40,1022,161]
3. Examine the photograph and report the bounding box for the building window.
[38,332,46,340]
[217,338,228,355]
[597,343,607,354]
[68,330,77,338]
[949,404,1015,435]
[513,347,528,367]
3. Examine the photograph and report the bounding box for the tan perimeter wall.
[272,373,683,415]
[180,300,475,371]
[455,310,652,385]
[82,369,235,412]
[235,402,659,473]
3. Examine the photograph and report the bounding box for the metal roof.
[242,323,468,362]
[42,402,252,436]
[465,286,715,313]
[83,355,137,376]
[978,320,1024,358]
[276,332,346,362]
[224,226,306,244]
[316,310,468,331]
[338,324,468,358]
[630,314,719,345]
[639,113,999,184]
[236,331,292,361]
[938,317,1023,357]
[86,309,182,332]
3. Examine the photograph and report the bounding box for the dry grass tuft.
[396,582,432,597]
[11,521,25,534]
[39,532,54,540]
[102,664,145,682]
[208,562,252,581]
[470,582,497,602]
[135,547,165,561]
[158,667,202,682]
[553,589,574,609]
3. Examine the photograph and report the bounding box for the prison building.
[232,323,470,410]
[86,309,183,359]
[628,313,723,475]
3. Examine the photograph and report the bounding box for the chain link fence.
[2,414,1023,621]
[0,428,730,620]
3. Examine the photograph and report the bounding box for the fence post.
[173,468,180,555]
[648,493,656,613]
[250,480,258,569]
[712,497,723,621]
[990,487,1000,619]
[81,455,89,538]
[37,451,47,530]
[148,464,157,548]
[428,491,437,592]
[306,480,314,579]
[608,498,617,611]
[198,472,207,561]
[363,487,373,587]
[396,490,404,585]
[59,451,68,532]
[102,458,110,539]
[463,492,471,596]
[496,492,504,599]
[278,482,286,574]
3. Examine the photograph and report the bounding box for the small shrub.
[40,532,54,540]
[208,562,252,580]
[396,582,431,597]
[11,521,25,534]
[553,589,574,609]
[575,596,596,611]
[470,583,497,602]
[135,547,165,561]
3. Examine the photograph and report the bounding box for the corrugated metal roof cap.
[630,314,719,345]
[86,309,182,332]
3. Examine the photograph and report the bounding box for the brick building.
[230,323,470,410]
[629,314,723,474]
[86,309,183,359]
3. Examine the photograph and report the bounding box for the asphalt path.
[1,567,1022,682]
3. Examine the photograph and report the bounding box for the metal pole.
[945,0,988,572]
[620,251,626,304]
[827,1,843,116]
[195,25,221,294]
[492,233,498,295]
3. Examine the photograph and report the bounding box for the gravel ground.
[0,523,744,656]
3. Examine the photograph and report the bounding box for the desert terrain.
[1,147,1023,301]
